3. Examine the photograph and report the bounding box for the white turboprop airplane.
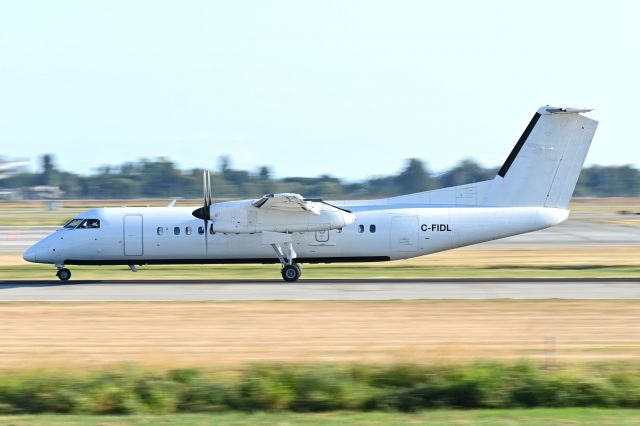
[23,106,598,282]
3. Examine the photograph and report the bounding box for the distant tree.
[438,159,495,188]
[8,153,640,199]
[41,154,59,186]
[258,166,271,181]
[395,158,432,193]
[136,158,184,198]
[219,156,231,176]
[256,166,273,195]
[575,165,640,197]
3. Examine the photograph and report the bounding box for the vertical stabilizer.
[486,107,598,208]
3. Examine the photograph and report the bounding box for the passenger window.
[370,224,376,233]
[358,224,364,233]
[198,226,204,235]
[174,226,180,236]
[186,226,192,235]
[157,227,164,236]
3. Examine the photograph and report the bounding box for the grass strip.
[2,363,640,415]
[2,409,640,425]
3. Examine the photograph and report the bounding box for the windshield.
[78,219,100,229]
[63,219,84,229]
[62,218,100,229]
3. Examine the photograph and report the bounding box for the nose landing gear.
[56,267,71,281]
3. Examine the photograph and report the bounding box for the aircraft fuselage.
[24,203,567,266]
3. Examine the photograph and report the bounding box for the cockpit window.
[63,219,84,229]
[78,219,100,229]
[65,219,100,229]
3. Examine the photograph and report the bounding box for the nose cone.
[23,245,38,263]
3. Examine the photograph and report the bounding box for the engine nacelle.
[208,200,356,233]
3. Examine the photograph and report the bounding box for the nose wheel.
[56,268,71,281]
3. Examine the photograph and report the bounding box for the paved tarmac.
[1,278,640,301]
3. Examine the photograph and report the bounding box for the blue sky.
[0,1,637,180]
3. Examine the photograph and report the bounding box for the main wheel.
[293,263,302,277]
[281,264,301,282]
[56,268,71,281]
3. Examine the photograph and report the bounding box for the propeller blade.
[207,170,212,206]
[204,219,209,254]
[207,171,212,254]
[194,169,214,255]
[203,170,208,207]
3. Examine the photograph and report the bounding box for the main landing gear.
[281,263,302,282]
[270,241,302,282]
[56,266,71,281]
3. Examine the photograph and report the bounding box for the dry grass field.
[0,300,638,369]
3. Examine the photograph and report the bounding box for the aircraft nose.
[23,245,38,263]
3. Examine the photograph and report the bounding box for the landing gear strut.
[56,267,71,281]
[270,241,302,282]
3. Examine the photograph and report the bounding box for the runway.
[1,278,640,301]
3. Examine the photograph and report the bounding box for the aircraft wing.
[252,193,321,214]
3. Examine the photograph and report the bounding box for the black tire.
[293,263,302,277]
[281,264,300,282]
[56,268,71,281]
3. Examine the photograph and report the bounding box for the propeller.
[192,170,213,253]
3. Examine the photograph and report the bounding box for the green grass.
[3,362,640,415]
[1,263,639,280]
[2,409,640,426]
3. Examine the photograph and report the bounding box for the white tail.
[385,106,598,209]
[486,107,598,208]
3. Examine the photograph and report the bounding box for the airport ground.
[0,300,639,368]
[0,199,638,366]
[0,198,639,424]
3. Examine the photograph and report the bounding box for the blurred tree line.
[1,154,638,199]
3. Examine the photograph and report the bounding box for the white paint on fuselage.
[24,202,568,265]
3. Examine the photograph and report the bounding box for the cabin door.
[390,215,419,252]
[123,215,143,256]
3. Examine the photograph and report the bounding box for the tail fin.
[487,106,598,208]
